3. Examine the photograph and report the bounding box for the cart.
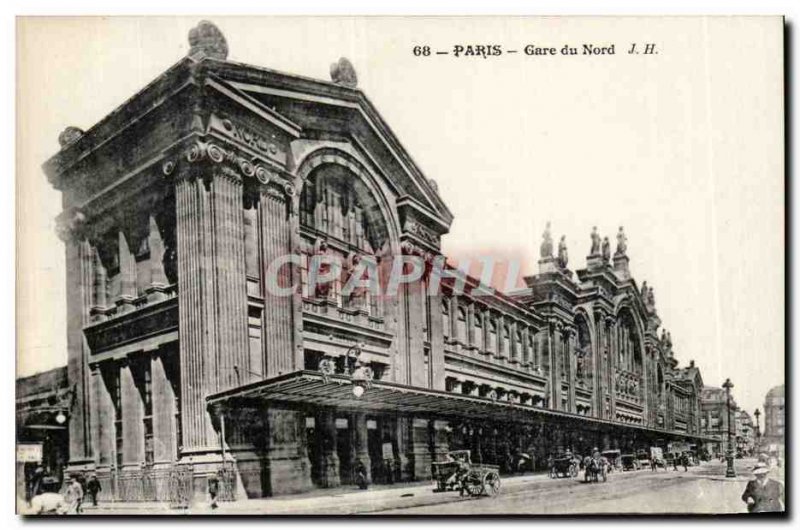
[601,450,621,472]
[549,454,579,479]
[432,450,502,497]
[620,453,640,471]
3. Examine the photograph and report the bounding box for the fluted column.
[259,184,296,377]
[120,359,144,467]
[151,351,176,464]
[174,155,249,453]
[61,225,93,466]
[353,413,372,485]
[90,364,114,467]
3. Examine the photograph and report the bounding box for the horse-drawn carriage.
[432,450,501,497]
[620,453,640,471]
[601,450,621,472]
[549,454,580,479]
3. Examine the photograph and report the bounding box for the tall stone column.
[432,420,450,464]
[151,351,176,465]
[567,328,577,413]
[408,418,432,480]
[173,150,249,455]
[394,417,412,481]
[262,407,312,495]
[89,363,114,468]
[352,413,371,485]
[317,409,340,488]
[547,320,561,410]
[259,182,296,377]
[120,359,144,468]
[593,311,604,418]
[60,225,93,469]
[609,321,618,420]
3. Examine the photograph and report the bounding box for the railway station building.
[43,21,712,501]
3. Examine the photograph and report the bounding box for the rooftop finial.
[330,57,358,88]
[188,20,228,60]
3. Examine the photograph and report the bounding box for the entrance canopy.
[206,370,715,443]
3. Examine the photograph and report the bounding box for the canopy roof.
[207,370,715,443]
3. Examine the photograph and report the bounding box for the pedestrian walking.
[65,475,84,514]
[741,463,784,513]
[680,452,689,472]
[85,474,101,507]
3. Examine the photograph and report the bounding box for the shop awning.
[206,370,716,442]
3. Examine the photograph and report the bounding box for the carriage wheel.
[464,473,484,497]
[483,472,501,497]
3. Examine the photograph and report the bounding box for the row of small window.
[441,299,542,364]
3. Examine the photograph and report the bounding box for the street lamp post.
[754,408,761,453]
[722,378,736,478]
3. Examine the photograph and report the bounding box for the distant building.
[700,386,736,456]
[762,384,785,448]
[734,409,755,456]
[16,366,72,495]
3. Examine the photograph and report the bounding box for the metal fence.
[91,462,237,506]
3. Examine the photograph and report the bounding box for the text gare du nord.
[414,43,626,58]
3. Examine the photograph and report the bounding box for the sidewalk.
[82,471,552,515]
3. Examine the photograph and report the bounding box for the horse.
[583,456,608,483]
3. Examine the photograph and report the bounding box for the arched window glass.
[457,307,468,344]
[488,318,498,353]
[473,310,483,350]
[442,299,451,339]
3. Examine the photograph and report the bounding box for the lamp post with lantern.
[722,378,736,478]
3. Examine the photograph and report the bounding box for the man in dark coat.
[741,463,784,513]
[85,474,101,506]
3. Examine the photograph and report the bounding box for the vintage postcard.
[15,16,785,515]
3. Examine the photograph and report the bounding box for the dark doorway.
[336,417,352,484]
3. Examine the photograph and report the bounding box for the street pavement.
[76,457,776,515]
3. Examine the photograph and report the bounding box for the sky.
[16,16,784,418]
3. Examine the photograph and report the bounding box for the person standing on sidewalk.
[85,474,101,507]
[741,463,784,513]
[65,476,84,514]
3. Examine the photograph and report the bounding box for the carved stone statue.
[647,286,655,308]
[601,236,611,263]
[330,57,358,87]
[641,281,648,298]
[540,222,553,258]
[590,226,601,256]
[575,348,587,380]
[615,226,627,256]
[187,20,229,60]
[557,236,569,269]
[58,126,84,148]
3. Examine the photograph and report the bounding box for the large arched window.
[299,164,391,316]
[488,317,498,353]
[575,314,593,385]
[300,164,389,253]
[442,299,451,339]
[456,306,468,344]
[473,310,484,350]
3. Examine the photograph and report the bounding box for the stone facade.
[43,22,709,501]
[762,384,785,447]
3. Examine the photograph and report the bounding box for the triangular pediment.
[202,59,453,231]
